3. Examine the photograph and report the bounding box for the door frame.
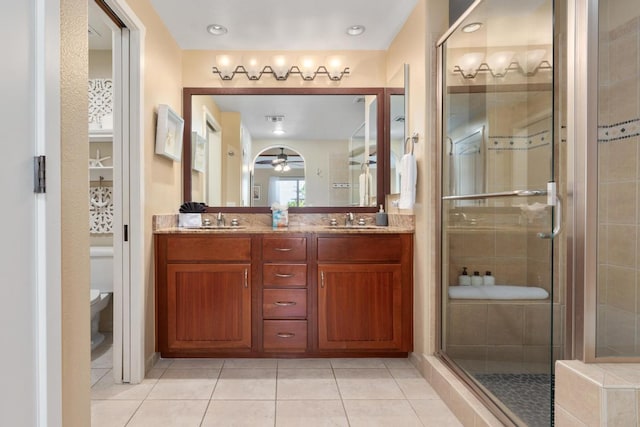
[103,0,146,383]
[39,0,62,424]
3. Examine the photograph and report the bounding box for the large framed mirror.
[182,87,403,213]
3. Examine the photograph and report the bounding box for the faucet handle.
[357,217,366,226]
[230,218,239,227]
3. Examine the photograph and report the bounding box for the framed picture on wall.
[155,104,184,161]
[192,132,206,173]
[253,184,261,201]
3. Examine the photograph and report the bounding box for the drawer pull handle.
[321,271,325,288]
[275,273,294,278]
[274,301,296,307]
[276,332,295,338]
[274,247,293,252]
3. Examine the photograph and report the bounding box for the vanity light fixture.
[212,55,350,81]
[461,22,482,33]
[206,24,228,35]
[346,25,365,36]
[452,49,552,79]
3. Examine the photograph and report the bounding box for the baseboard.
[145,352,159,375]
[410,352,504,427]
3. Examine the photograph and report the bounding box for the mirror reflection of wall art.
[253,184,261,201]
[88,79,113,132]
[155,104,184,161]
[191,132,207,173]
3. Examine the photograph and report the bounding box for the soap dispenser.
[458,267,471,286]
[471,271,483,286]
[375,204,388,226]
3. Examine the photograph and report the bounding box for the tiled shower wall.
[597,15,640,356]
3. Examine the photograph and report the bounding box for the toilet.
[90,246,113,350]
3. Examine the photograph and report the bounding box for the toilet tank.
[90,246,113,292]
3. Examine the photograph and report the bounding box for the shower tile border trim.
[598,118,640,143]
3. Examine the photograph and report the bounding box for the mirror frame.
[183,87,403,213]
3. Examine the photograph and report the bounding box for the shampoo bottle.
[458,267,471,286]
[471,271,483,286]
[483,271,495,286]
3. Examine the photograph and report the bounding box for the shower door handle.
[537,193,562,240]
[442,189,547,201]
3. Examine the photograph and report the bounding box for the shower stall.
[437,0,563,425]
[438,0,640,424]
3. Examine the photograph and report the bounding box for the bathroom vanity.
[154,227,413,358]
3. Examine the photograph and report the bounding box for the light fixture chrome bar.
[212,65,350,81]
[442,189,547,201]
[452,60,552,79]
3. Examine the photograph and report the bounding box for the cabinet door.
[318,264,403,350]
[166,263,251,351]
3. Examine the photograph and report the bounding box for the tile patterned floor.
[91,354,462,426]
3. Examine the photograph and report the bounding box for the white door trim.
[105,0,146,383]
[38,0,62,424]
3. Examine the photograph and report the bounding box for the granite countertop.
[153,224,414,234]
[153,213,415,235]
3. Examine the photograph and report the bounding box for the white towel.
[358,171,372,206]
[398,153,417,209]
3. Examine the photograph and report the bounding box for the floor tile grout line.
[274,359,279,427]
[330,360,352,427]
[123,399,145,426]
[198,363,224,427]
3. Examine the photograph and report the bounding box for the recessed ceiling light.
[461,22,482,33]
[346,25,365,36]
[272,129,286,136]
[206,24,228,36]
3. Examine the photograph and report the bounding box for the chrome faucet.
[216,212,225,227]
[345,212,355,227]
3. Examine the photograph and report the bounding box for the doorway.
[88,0,145,385]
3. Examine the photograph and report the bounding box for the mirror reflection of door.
[252,147,305,207]
[389,94,405,194]
[206,122,222,206]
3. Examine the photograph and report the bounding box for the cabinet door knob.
[276,332,295,338]
[274,247,292,252]
[274,301,296,306]
[274,273,294,278]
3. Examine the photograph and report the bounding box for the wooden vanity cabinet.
[317,234,413,353]
[155,234,253,355]
[155,231,413,357]
[261,235,309,352]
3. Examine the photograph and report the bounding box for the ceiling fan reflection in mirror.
[255,147,304,171]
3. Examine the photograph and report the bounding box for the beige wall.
[125,0,183,366]
[596,14,640,357]
[89,49,112,79]
[61,0,90,425]
[386,0,448,358]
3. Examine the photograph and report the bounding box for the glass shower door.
[438,0,561,425]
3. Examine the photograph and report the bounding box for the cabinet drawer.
[263,320,307,351]
[263,289,307,319]
[166,236,251,262]
[262,237,307,261]
[263,264,307,287]
[317,235,403,262]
